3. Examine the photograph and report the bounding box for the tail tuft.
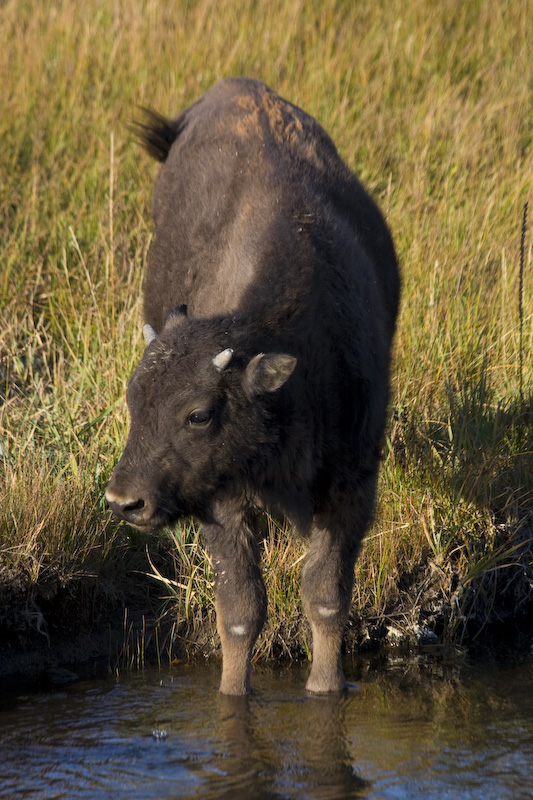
[129,108,183,162]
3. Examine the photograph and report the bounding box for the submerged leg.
[302,473,378,693]
[204,515,267,695]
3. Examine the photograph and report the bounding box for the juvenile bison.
[106,78,400,695]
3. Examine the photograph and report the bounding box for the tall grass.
[1,0,532,656]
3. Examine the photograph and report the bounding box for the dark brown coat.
[106,78,400,695]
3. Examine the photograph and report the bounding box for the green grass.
[1,0,532,661]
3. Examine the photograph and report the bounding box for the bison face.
[106,310,296,531]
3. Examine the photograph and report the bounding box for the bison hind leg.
[302,471,378,693]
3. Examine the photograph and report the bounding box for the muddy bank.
[0,565,131,687]
[0,546,173,687]
[345,528,533,654]
[1,529,532,686]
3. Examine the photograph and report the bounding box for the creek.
[1,650,532,799]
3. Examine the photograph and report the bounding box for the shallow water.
[1,652,533,799]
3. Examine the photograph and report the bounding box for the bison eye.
[187,409,213,427]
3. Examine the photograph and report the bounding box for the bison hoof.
[305,673,347,694]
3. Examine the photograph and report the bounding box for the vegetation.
[1,0,532,671]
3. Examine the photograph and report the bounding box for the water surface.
[1,652,532,799]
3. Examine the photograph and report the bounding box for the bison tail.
[129,108,184,163]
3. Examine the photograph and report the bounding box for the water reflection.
[217,690,367,798]
[0,653,532,799]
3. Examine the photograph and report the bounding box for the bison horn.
[213,347,234,372]
[143,323,157,346]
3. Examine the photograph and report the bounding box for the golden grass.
[1,0,532,654]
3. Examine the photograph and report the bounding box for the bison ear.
[245,353,297,394]
[169,304,188,320]
[143,323,157,346]
[164,304,188,328]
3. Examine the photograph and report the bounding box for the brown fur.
[106,78,400,694]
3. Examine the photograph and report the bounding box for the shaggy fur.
[106,78,400,694]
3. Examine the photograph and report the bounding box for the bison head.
[106,307,296,531]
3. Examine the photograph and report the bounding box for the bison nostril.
[106,490,149,524]
[123,498,145,513]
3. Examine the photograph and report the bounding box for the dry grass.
[1,0,532,658]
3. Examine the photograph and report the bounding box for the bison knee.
[215,577,267,643]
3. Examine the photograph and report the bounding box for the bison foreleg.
[302,473,378,693]
[204,516,267,695]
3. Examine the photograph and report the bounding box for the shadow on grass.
[389,372,533,645]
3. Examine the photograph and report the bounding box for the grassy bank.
[1,0,532,674]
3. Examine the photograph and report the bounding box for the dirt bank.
[1,528,532,687]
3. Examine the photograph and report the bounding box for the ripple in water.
[1,654,533,799]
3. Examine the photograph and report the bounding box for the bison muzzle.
[106,78,400,695]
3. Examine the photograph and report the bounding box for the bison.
[106,78,400,695]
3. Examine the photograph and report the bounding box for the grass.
[1,0,532,665]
